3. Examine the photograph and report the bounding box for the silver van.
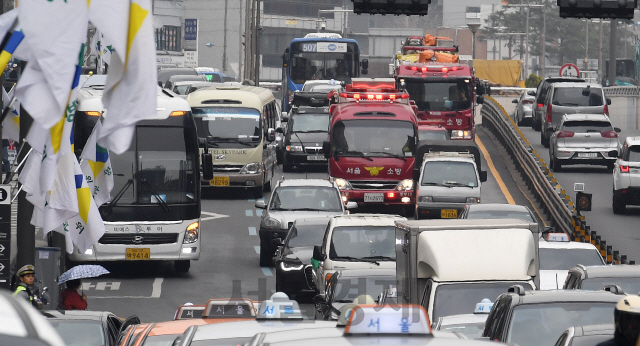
[540,83,610,147]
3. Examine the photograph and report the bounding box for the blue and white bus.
[281,33,365,112]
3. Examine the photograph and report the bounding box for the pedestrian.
[13,264,39,308]
[60,278,87,310]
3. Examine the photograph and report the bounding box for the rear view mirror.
[322,141,331,159]
[608,150,619,158]
[361,59,369,75]
[476,95,484,104]
[313,294,327,305]
[614,127,621,133]
[607,98,612,105]
[201,153,213,181]
[346,201,358,210]
[313,245,326,261]
[276,127,284,134]
[512,99,518,104]
[527,90,536,96]
[255,200,266,209]
[479,171,488,182]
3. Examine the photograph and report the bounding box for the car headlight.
[451,130,473,139]
[286,145,303,152]
[183,222,199,243]
[239,162,261,174]
[280,262,304,271]
[334,178,352,190]
[262,217,282,229]
[419,196,433,202]
[396,179,413,191]
[466,197,480,203]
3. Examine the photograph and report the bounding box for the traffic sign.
[559,63,580,78]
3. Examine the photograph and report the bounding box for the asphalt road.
[84,111,540,322]
[494,96,640,263]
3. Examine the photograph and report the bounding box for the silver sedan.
[512,89,536,126]
[549,113,620,172]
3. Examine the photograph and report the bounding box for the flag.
[2,86,20,141]
[17,0,88,129]
[0,29,24,74]
[97,0,157,154]
[88,0,129,70]
[90,29,103,74]
[41,151,79,234]
[80,120,113,206]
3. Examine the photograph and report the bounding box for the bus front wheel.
[174,260,190,273]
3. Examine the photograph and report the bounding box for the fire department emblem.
[364,167,384,176]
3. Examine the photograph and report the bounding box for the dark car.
[282,106,330,172]
[482,287,622,346]
[531,76,585,131]
[157,67,198,87]
[314,269,396,321]
[563,264,640,294]
[163,74,207,91]
[274,217,332,299]
[555,324,614,346]
[42,310,140,346]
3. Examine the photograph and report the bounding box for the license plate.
[364,193,384,203]
[577,152,598,158]
[126,248,150,260]
[210,176,230,186]
[307,155,326,161]
[441,209,458,218]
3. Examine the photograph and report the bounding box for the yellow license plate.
[441,209,458,218]
[126,248,150,260]
[210,176,230,186]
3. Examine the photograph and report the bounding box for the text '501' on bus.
[71,77,209,273]
[322,78,418,217]
[392,35,490,140]
[282,33,368,112]
[187,85,279,199]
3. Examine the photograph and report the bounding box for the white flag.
[80,120,113,206]
[42,151,79,234]
[88,0,128,70]
[2,86,20,141]
[97,0,157,154]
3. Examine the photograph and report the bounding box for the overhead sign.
[559,63,580,77]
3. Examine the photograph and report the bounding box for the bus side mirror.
[313,245,326,261]
[361,59,369,75]
[476,95,484,104]
[322,141,331,159]
[202,153,214,181]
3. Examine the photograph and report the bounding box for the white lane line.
[91,277,163,299]
[254,246,260,254]
[261,267,273,276]
[248,227,257,235]
[256,209,263,216]
[245,210,253,217]
[200,211,229,221]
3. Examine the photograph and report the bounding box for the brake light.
[604,104,609,116]
[546,104,552,122]
[421,67,427,72]
[557,131,574,138]
[441,67,448,73]
[387,192,395,198]
[601,130,618,138]
[451,66,458,71]
[170,111,186,116]
[620,165,630,173]
[537,103,544,108]
[411,66,418,71]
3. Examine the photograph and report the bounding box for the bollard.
[630,261,636,265]
[580,235,586,243]
[584,226,591,242]
[600,240,607,259]
[614,251,620,264]
[590,230,597,245]
[595,235,601,248]
[621,255,628,264]
[607,245,613,264]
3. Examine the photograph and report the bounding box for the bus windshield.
[192,107,262,147]
[109,126,197,206]
[289,41,358,84]
[405,80,472,112]
[332,119,416,157]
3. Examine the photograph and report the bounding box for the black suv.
[282,105,331,172]
[482,286,622,346]
[563,264,640,294]
[531,77,585,131]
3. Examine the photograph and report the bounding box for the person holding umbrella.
[60,279,87,310]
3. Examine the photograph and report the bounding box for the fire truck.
[392,35,489,140]
[322,78,418,216]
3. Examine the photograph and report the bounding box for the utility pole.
[585,19,589,72]
[599,20,603,83]
[238,1,243,80]
[243,0,252,81]
[254,0,260,86]
[608,20,617,86]
[222,0,228,73]
[541,4,546,77]
[524,0,530,78]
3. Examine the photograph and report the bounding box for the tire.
[253,186,263,199]
[607,163,615,172]
[276,149,284,164]
[263,170,273,192]
[534,117,542,131]
[541,131,550,148]
[402,206,415,218]
[549,156,554,169]
[613,192,626,214]
[259,242,272,267]
[174,260,190,273]
[282,156,293,173]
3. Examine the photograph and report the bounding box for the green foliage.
[525,73,543,88]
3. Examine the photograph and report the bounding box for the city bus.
[281,33,365,112]
[70,80,211,273]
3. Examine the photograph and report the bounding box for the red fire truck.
[392,35,489,140]
[322,78,418,216]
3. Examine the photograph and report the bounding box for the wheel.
[253,186,263,198]
[552,160,562,172]
[259,242,272,267]
[402,206,415,218]
[549,156,554,169]
[534,117,541,131]
[276,149,284,164]
[607,163,615,172]
[282,156,293,173]
[613,192,626,214]
[174,260,190,273]
[541,131,550,148]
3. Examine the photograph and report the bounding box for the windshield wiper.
[443,182,474,188]
[140,179,171,212]
[422,182,446,187]
[105,179,134,213]
[270,207,294,211]
[361,255,395,261]
[335,150,374,161]
[368,151,407,161]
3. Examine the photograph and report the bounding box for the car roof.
[437,313,488,325]
[269,336,501,346]
[542,77,585,84]
[570,324,614,337]
[551,82,602,89]
[624,136,640,146]
[337,268,397,278]
[562,113,610,122]
[578,265,640,278]
[539,240,600,250]
[292,217,334,226]
[277,179,335,188]
[168,75,205,82]
[41,310,111,321]
[506,289,622,304]
[330,213,404,227]
[465,203,531,213]
[294,106,330,114]
[191,320,337,341]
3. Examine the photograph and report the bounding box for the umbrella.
[58,265,110,285]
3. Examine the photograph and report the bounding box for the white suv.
[613,137,640,214]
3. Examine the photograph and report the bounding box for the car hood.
[539,270,569,290]
[287,132,329,146]
[284,246,314,264]
[267,211,344,228]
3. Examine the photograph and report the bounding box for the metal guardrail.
[481,96,633,265]
[603,86,640,97]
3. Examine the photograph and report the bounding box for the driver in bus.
[334,60,351,84]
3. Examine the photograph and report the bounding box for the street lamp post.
[468,23,481,59]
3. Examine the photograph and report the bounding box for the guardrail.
[603,86,640,97]
[481,96,633,265]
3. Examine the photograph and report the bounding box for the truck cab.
[392,219,540,322]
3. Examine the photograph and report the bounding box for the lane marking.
[248,227,257,235]
[90,277,163,299]
[256,209,263,216]
[245,210,253,217]
[200,211,229,221]
[475,135,516,205]
[254,246,260,254]
[248,199,255,202]
[261,267,273,276]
